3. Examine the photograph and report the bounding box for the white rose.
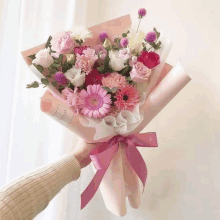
[65,67,85,87]
[109,50,127,71]
[32,48,54,68]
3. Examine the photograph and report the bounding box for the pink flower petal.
[88,110,93,118]
[80,90,88,98]
[91,84,97,93]
[87,85,92,95]
[93,110,99,118]
[99,108,106,115]
[102,103,110,108]
[100,89,107,98]
[102,107,109,114]
[82,107,90,115]
[103,96,111,103]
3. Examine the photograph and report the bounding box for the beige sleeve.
[0,153,81,220]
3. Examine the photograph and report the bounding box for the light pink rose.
[51,31,74,54]
[130,61,152,83]
[75,48,98,75]
[32,48,54,68]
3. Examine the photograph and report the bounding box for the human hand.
[72,138,98,169]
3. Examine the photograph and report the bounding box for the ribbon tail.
[126,142,147,193]
[81,168,107,209]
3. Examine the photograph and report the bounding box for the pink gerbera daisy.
[115,84,140,111]
[78,84,112,118]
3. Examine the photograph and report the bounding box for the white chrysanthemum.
[70,26,92,42]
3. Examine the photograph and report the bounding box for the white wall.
[78,0,220,219]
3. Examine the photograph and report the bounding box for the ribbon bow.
[81,132,158,209]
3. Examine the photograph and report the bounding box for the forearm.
[0,153,81,220]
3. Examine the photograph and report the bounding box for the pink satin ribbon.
[81,132,158,210]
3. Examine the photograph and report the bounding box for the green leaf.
[112,45,119,50]
[62,60,72,73]
[51,81,57,87]
[45,36,52,49]
[97,66,105,73]
[54,54,63,64]
[58,85,65,92]
[52,63,61,68]
[28,54,36,60]
[122,33,127,37]
[67,82,75,90]
[126,76,132,81]
[46,74,52,78]
[48,66,58,74]
[120,65,130,76]
[41,78,49,85]
[35,65,44,73]
[153,27,160,39]
[102,87,112,92]
[111,87,117,93]
[26,81,39,88]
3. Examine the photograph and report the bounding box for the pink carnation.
[74,46,90,55]
[51,31,74,54]
[75,48,98,75]
[61,87,81,115]
[130,61,151,83]
[102,72,128,89]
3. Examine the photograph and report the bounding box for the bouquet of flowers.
[22,9,191,216]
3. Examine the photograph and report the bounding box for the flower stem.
[136,19,142,34]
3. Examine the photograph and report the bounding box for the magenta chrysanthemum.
[101,72,128,89]
[120,37,129,47]
[99,31,108,42]
[55,72,68,85]
[115,84,140,111]
[138,8,147,17]
[145,31,157,43]
[78,84,111,119]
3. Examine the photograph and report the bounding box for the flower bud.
[65,54,75,64]
[103,38,112,48]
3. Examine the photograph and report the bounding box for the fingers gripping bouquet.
[22,9,191,216]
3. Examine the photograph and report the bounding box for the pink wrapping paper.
[22,15,191,216]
